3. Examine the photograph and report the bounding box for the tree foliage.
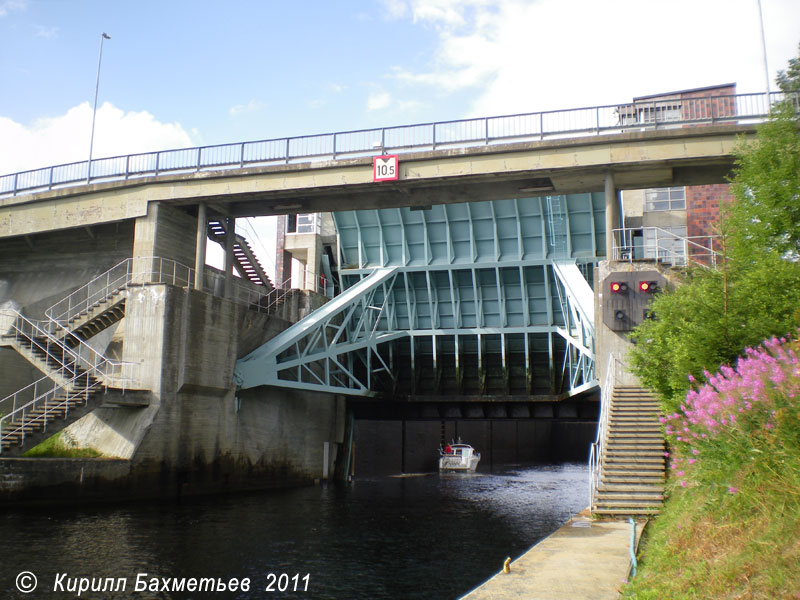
[629,46,800,409]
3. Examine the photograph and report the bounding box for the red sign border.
[373,154,399,182]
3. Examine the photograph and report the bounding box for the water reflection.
[0,463,587,600]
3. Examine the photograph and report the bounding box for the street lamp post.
[756,0,770,98]
[88,32,111,183]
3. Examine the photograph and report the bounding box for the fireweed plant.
[623,334,800,599]
[661,333,800,498]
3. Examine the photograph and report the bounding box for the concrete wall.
[4,283,346,505]
[132,203,197,268]
[0,221,135,401]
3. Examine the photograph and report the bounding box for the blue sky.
[2,0,799,174]
[1,0,798,273]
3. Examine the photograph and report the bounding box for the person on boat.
[445,444,452,454]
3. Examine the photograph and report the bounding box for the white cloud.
[0,102,194,174]
[0,0,26,17]
[367,90,392,111]
[34,25,58,39]
[229,100,266,117]
[379,0,409,21]
[391,0,800,118]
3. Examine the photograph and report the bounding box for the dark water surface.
[0,463,588,600]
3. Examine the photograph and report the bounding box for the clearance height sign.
[373,155,399,182]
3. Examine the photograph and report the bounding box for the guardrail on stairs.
[589,353,623,510]
[0,311,136,454]
[45,256,195,331]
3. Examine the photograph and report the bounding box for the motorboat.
[438,442,481,472]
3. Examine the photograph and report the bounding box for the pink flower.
[728,487,738,494]
[680,480,687,487]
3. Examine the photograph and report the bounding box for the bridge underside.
[236,193,602,400]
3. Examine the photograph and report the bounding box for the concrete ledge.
[461,510,643,600]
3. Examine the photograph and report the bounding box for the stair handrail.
[0,361,107,454]
[7,310,136,391]
[45,256,195,329]
[589,352,622,510]
[612,227,721,269]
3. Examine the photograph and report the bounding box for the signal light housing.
[614,310,627,320]
[638,280,658,293]
[610,281,628,293]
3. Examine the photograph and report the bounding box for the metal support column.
[604,172,619,259]
[194,202,207,290]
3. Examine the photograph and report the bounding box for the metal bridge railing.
[1,92,794,199]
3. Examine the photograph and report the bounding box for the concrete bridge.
[0,91,784,505]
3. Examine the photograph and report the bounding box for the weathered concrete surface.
[0,125,755,238]
[462,511,642,600]
[0,458,131,505]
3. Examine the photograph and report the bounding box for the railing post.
[332,133,337,160]
[240,142,246,168]
[432,123,437,151]
[484,118,489,145]
[125,155,131,180]
[285,138,291,165]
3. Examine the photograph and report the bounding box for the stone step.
[605,456,665,465]
[595,495,664,505]
[597,483,664,493]
[593,507,662,516]
[595,499,664,508]
[603,465,665,475]
[605,451,666,460]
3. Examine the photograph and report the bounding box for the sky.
[1,0,798,275]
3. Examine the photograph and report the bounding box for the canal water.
[0,463,588,600]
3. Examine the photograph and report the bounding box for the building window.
[645,187,685,212]
[286,213,320,234]
[620,101,682,126]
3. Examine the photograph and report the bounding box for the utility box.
[602,270,666,332]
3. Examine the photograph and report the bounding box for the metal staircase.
[0,312,124,455]
[0,257,194,455]
[590,358,665,517]
[208,220,273,289]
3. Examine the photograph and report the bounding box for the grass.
[623,335,800,600]
[22,431,105,458]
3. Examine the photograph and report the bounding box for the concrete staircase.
[593,386,665,517]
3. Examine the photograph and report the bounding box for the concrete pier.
[461,510,642,600]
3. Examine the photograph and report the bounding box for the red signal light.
[639,281,657,293]
[610,282,628,293]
